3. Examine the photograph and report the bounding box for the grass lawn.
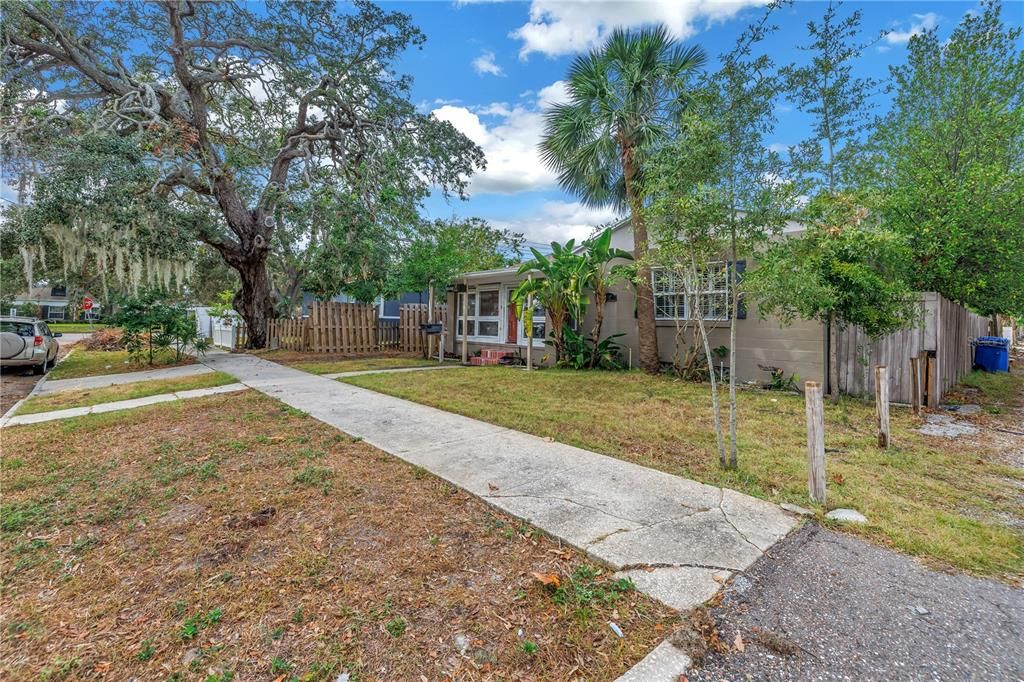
[16,371,236,415]
[0,393,676,680]
[957,369,1022,405]
[48,322,111,334]
[48,348,194,381]
[258,349,439,375]
[344,367,1024,579]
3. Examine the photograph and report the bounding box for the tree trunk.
[829,310,840,404]
[589,283,605,369]
[727,235,739,470]
[690,256,726,468]
[621,142,659,374]
[231,252,274,349]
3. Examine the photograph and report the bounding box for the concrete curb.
[0,382,247,427]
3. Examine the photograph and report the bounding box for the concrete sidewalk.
[1,383,247,426]
[37,363,214,395]
[202,353,798,680]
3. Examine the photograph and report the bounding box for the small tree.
[746,193,916,402]
[865,0,1024,319]
[783,0,883,400]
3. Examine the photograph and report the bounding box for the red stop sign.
[82,297,94,310]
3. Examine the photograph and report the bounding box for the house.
[444,217,826,384]
[444,217,991,403]
[300,291,428,320]
[10,285,103,321]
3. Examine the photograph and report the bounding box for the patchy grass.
[345,367,1024,579]
[955,370,1024,406]
[48,348,195,381]
[0,392,676,680]
[16,372,237,415]
[256,349,438,375]
[48,323,111,334]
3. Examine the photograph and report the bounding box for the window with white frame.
[512,289,546,346]
[456,288,501,339]
[653,263,730,321]
[47,306,66,320]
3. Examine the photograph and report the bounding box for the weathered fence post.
[926,352,938,408]
[525,286,534,371]
[875,365,890,448]
[805,381,826,504]
[909,355,922,416]
[460,278,469,363]
[426,285,435,360]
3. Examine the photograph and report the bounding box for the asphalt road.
[688,524,1023,682]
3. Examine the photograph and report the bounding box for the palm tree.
[540,25,706,374]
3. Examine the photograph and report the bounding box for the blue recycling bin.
[974,336,1010,372]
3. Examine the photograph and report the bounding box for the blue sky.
[388,0,1023,246]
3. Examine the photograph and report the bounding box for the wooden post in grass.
[426,285,435,361]
[910,355,922,416]
[926,352,938,408]
[525,286,534,371]
[460,278,469,364]
[875,365,890,449]
[805,381,826,504]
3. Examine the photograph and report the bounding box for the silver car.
[0,317,62,374]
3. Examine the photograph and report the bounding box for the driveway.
[0,341,76,415]
[688,524,1023,681]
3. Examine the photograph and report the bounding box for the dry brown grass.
[0,392,676,681]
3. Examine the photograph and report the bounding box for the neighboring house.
[10,285,103,321]
[444,217,827,385]
[300,291,429,319]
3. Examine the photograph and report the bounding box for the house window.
[653,264,730,321]
[456,288,500,340]
[47,307,66,320]
[50,286,67,297]
[507,290,546,346]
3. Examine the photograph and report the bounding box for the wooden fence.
[309,301,378,353]
[837,292,989,404]
[263,301,447,355]
[399,303,447,355]
[267,318,307,351]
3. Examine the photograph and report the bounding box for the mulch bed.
[1,392,677,680]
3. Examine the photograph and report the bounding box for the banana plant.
[512,240,588,362]
[579,228,633,368]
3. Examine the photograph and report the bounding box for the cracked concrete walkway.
[202,352,798,680]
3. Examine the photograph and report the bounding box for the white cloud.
[432,86,569,195]
[472,50,504,76]
[493,201,623,244]
[510,0,765,59]
[885,12,939,45]
[536,80,569,108]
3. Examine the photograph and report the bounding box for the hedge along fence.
[265,302,447,354]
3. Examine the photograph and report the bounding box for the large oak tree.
[1,0,483,346]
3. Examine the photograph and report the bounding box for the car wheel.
[33,358,47,375]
